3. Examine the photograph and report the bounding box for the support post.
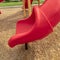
[23,0,26,17]
[25,43,28,50]
[38,0,40,5]
[23,0,28,50]
[25,0,32,50]
[28,0,32,16]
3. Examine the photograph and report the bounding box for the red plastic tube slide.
[8,0,60,47]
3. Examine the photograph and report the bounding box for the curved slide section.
[25,0,33,9]
[8,0,60,47]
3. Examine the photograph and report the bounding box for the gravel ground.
[0,7,60,60]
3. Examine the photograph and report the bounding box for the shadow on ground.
[0,10,24,32]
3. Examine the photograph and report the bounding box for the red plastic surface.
[0,0,3,2]
[8,0,60,47]
[25,0,33,9]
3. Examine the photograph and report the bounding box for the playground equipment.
[0,0,3,14]
[23,0,34,17]
[0,0,3,2]
[24,0,33,9]
[23,0,40,16]
[23,0,34,49]
[8,0,60,48]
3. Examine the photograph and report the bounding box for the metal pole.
[25,43,28,50]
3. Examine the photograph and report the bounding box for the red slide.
[0,0,3,2]
[25,0,33,9]
[8,0,60,47]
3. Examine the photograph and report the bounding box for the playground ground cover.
[0,6,60,60]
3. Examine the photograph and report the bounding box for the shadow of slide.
[0,11,24,32]
[17,45,35,60]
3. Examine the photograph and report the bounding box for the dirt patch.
[0,7,60,60]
